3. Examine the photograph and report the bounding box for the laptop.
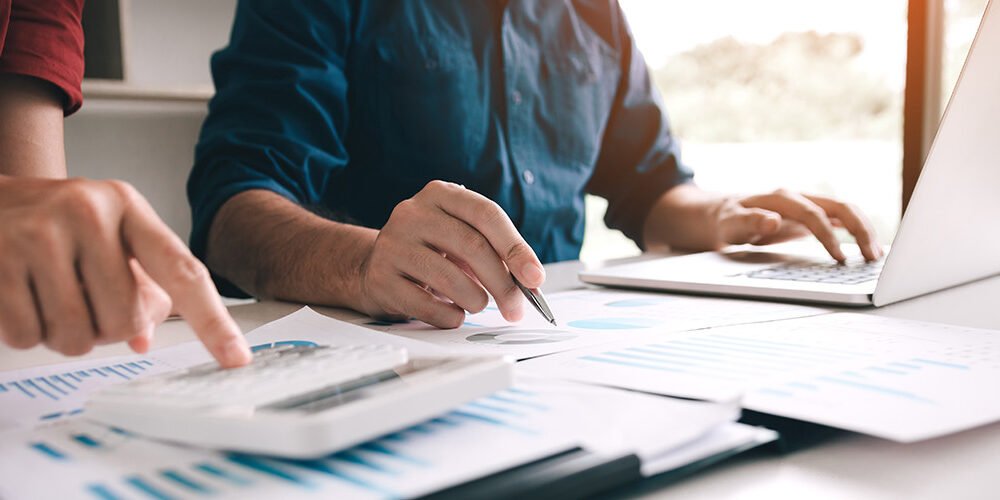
[580,0,1000,307]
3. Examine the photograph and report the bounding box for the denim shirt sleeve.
[585,4,694,248]
[186,0,351,289]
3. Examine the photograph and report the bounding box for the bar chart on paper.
[0,354,184,428]
[0,387,575,500]
[522,313,1000,441]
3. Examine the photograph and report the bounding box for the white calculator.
[85,344,513,458]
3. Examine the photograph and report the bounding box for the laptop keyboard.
[740,258,885,285]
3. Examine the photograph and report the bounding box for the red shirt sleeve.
[0,0,10,54]
[0,0,85,116]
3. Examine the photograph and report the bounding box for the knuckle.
[195,315,234,349]
[166,255,209,287]
[105,179,138,201]
[499,279,523,304]
[390,199,418,220]
[504,241,533,262]
[803,206,827,223]
[472,199,505,226]
[58,179,103,210]
[462,230,493,257]
[843,202,863,217]
[425,179,449,192]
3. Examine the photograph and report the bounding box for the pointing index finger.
[119,190,251,367]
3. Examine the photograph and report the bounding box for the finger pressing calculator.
[85,344,513,458]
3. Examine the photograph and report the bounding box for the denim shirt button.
[522,169,535,185]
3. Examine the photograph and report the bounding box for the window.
[943,0,989,109]
[581,1,909,261]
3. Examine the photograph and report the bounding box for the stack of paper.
[522,312,1000,442]
[0,308,772,499]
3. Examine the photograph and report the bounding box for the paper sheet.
[0,382,737,500]
[354,289,829,359]
[522,312,1000,441]
[0,308,744,499]
[641,423,777,477]
[0,308,442,431]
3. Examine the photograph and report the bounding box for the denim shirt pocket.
[362,35,488,183]
[539,37,621,171]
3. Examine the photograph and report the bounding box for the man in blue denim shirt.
[189,1,881,328]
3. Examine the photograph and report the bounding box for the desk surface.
[3,257,999,499]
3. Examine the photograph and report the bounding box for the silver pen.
[510,272,557,326]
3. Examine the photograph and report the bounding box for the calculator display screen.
[259,358,465,414]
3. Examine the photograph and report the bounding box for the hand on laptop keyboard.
[742,258,885,285]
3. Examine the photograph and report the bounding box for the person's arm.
[194,1,544,328]
[642,185,883,262]
[206,189,376,312]
[0,75,66,177]
[0,0,251,366]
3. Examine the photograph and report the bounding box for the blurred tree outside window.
[943,0,989,111]
[582,1,914,262]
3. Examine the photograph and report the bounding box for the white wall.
[64,101,209,243]
[125,0,237,86]
[64,0,238,242]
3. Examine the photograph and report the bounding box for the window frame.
[903,0,945,212]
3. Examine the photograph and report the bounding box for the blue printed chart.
[0,387,574,500]
[522,313,1000,441]
[0,354,182,428]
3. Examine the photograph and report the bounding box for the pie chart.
[466,329,577,345]
[567,317,661,330]
[605,298,667,308]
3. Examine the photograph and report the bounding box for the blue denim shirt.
[189,0,692,295]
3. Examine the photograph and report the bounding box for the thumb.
[720,207,782,245]
[127,259,172,354]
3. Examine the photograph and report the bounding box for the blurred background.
[68,0,989,261]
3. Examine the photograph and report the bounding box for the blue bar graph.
[357,442,429,467]
[1,359,158,402]
[73,434,102,448]
[225,454,314,488]
[53,375,76,390]
[194,463,253,486]
[87,484,125,500]
[160,469,214,495]
[125,475,179,500]
[31,442,69,460]
[912,358,970,370]
[277,457,395,496]
[49,384,556,499]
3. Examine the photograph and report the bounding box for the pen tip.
[550,319,558,326]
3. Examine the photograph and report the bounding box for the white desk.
[3,257,1000,499]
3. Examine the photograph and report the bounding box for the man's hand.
[0,176,251,367]
[715,189,882,262]
[358,180,545,328]
[643,184,882,262]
